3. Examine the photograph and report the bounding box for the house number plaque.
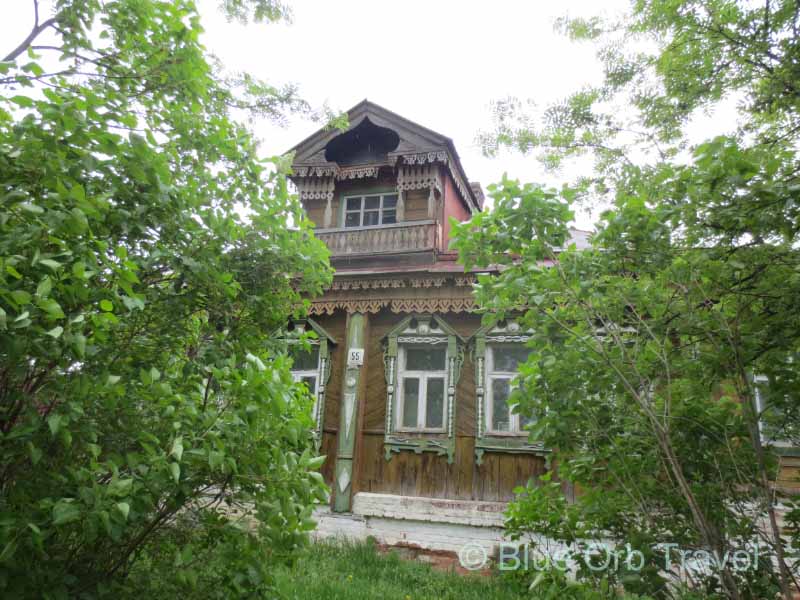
[347,348,364,367]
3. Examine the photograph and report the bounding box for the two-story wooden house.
[285,100,572,555]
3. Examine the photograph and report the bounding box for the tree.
[455,1,800,598]
[0,0,333,597]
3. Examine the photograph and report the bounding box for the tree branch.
[2,0,58,63]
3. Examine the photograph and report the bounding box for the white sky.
[4,0,738,230]
[197,0,629,229]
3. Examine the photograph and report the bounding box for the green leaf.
[10,290,31,305]
[108,478,133,498]
[169,462,180,484]
[47,414,62,436]
[36,276,52,298]
[45,325,63,338]
[116,502,130,521]
[10,95,34,108]
[307,455,326,470]
[37,298,65,319]
[5,265,22,279]
[100,299,114,312]
[52,500,81,526]
[39,259,61,272]
[170,437,183,462]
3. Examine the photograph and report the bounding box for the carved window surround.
[288,319,336,450]
[472,318,549,466]
[383,315,465,463]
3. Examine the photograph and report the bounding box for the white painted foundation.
[313,492,514,557]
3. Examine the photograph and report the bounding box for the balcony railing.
[315,220,437,257]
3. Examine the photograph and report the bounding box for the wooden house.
[286,100,569,554]
[286,100,798,557]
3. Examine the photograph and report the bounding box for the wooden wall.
[314,308,547,504]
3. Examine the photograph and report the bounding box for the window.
[754,375,798,449]
[472,319,547,465]
[397,347,447,432]
[382,315,465,463]
[486,346,532,434]
[290,344,320,397]
[343,193,397,227]
[285,319,336,451]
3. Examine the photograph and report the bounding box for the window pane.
[290,346,319,371]
[519,412,534,431]
[402,378,419,428]
[492,346,530,372]
[300,375,317,394]
[346,197,361,210]
[363,211,379,226]
[491,378,511,431]
[382,210,397,224]
[364,196,380,210]
[405,348,446,371]
[345,212,360,227]
[425,378,445,428]
[383,194,397,208]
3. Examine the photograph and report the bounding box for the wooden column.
[333,312,366,512]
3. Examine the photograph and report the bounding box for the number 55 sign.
[347,348,365,367]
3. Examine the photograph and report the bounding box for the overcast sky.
[196,0,631,228]
[4,0,699,230]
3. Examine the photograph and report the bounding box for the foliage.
[457,1,800,599]
[272,538,532,600]
[0,0,333,597]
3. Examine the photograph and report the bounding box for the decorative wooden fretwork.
[293,176,336,227]
[394,152,477,214]
[397,163,442,220]
[308,296,476,316]
[383,315,465,464]
[471,318,549,465]
[328,275,475,291]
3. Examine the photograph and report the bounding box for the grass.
[273,539,530,600]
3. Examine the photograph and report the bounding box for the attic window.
[325,118,400,166]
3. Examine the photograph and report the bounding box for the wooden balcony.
[315,220,437,259]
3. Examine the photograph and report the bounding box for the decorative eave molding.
[291,165,383,180]
[394,151,478,214]
[328,274,476,291]
[308,296,476,316]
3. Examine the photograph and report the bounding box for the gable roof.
[287,100,481,212]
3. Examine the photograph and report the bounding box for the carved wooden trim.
[328,275,475,291]
[382,315,465,463]
[470,318,547,465]
[307,296,476,316]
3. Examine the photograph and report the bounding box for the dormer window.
[344,193,397,227]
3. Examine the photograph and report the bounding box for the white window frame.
[396,345,448,433]
[290,342,322,416]
[342,192,398,227]
[485,345,530,436]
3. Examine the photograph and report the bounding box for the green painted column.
[333,312,365,512]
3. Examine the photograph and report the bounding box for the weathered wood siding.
[350,308,547,502]
[310,311,347,488]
